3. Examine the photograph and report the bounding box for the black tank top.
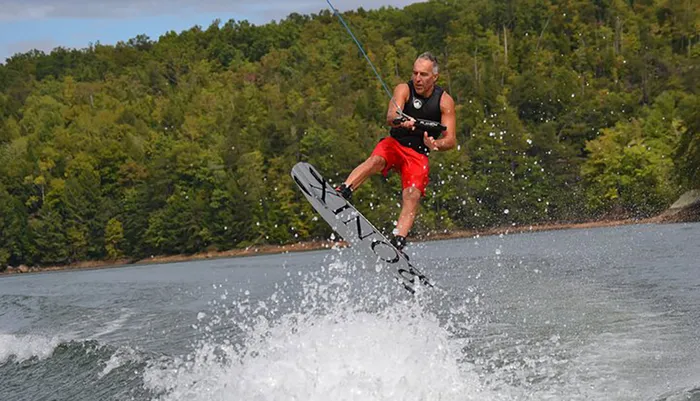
[390,81,444,155]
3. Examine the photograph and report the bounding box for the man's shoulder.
[393,82,411,98]
[395,82,410,91]
[439,90,455,105]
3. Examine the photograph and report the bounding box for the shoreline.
[1,214,695,276]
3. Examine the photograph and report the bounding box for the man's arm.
[386,83,412,128]
[424,93,457,151]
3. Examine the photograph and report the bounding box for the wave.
[0,335,154,401]
[655,386,700,401]
[4,253,696,400]
[0,333,65,363]
[0,334,145,371]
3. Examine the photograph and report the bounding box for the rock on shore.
[657,190,700,223]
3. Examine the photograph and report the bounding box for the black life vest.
[389,80,444,155]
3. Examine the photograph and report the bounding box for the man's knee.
[402,186,422,202]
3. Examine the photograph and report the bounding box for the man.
[336,52,457,252]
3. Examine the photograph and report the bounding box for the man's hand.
[423,132,439,151]
[399,118,416,130]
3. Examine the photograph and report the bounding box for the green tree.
[582,92,684,216]
[675,94,700,188]
[28,207,68,265]
[105,217,125,259]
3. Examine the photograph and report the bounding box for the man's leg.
[395,186,422,237]
[344,155,386,190]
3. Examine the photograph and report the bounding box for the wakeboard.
[291,161,432,293]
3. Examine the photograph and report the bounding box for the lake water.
[1,222,699,400]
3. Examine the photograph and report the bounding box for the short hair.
[417,52,439,74]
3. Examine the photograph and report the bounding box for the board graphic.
[291,162,432,293]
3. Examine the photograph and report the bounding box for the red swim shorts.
[371,137,430,196]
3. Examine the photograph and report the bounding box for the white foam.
[145,304,496,400]
[0,333,64,363]
[99,346,142,378]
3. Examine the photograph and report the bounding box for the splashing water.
[0,334,65,363]
[143,259,497,401]
[2,224,700,400]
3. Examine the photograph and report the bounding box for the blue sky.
[0,0,422,63]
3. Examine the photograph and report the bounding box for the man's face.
[412,58,437,96]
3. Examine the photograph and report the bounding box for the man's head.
[412,52,439,97]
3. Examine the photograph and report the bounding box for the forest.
[0,0,698,268]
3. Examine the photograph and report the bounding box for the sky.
[0,0,423,63]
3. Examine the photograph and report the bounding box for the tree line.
[0,0,698,268]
